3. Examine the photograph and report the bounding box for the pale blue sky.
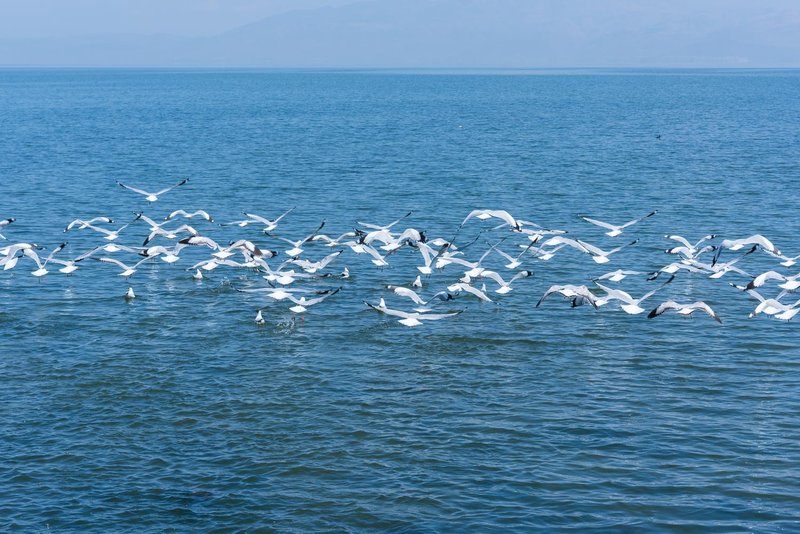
[0,0,798,67]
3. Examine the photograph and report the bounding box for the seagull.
[364,300,463,327]
[341,266,350,279]
[288,250,343,274]
[543,236,637,264]
[164,209,213,223]
[96,256,153,278]
[664,234,716,258]
[647,301,722,323]
[23,242,67,277]
[746,297,800,319]
[579,211,657,237]
[142,244,185,264]
[763,249,800,268]
[1,242,41,270]
[746,271,800,291]
[179,235,221,251]
[446,282,494,303]
[125,287,136,300]
[223,208,295,233]
[385,285,454,309]
[683,247,755,279]
[192,269,204,280]
[64,217,113,232]
[536,284,599,309]
[594,275,674,314]
[271,220,325,257]
[594,269,643,283]
[68,219,134,241]
[713,235,780,265]
[362,243,390,267]
[143,224,198,246]
[255,310,266,325]
[493,245,532,269]
[357,211,413,231]
[518,243,566,261]
[313,231,359,247]
[461,209,521,232]
[116,178,188,202]
[280,287,341,313]
[647,262,706,281]
[0,217,15,239]
[477,270,533,294]
[576,239,638,264]
[412,275,422,288]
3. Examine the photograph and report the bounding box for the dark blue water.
[1,69,800,531]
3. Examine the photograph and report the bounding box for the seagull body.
[537,284,599,308]
[279,287,341,313]
[165,209,213,222]
[117,179,188,202]
[595,269,642,283]
[647,300,722,323]
[544,236,637,264]
[477,269,533,294]
[97,256,153,277]
[580,211,657,237]
[312,232,358,247]
[357,211,413,231]
[747,270,800,291]
[364,300,463,327]
[713,235,780,265]
[125,287,135,300]
[64,217,113,232]
[446,282,493,303]
[289,250,342,274]
[0,217,15,239]
[224,208,294,232]
[23,243,67,277]
[386,285,453,307]
[461,209,521,231]
[594,276,673,314]
[272,220,325,257]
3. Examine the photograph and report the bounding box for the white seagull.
[647,301,722,323]
[364,300,463,327]
[580,211,657,237]
[116,178,188,202]
[0,217,15,239]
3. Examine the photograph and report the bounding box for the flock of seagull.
[1,178,798,327]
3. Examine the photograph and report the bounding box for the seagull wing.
[116,181,151,196]
[580,216,617,231]
[153,179,189,197]
[619,210,657,229]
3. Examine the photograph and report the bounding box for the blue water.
[1,69,800,531]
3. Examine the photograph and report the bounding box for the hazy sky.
[1,0,798,67]
[0,0,357,38]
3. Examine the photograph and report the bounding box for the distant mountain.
[1,0,799,67]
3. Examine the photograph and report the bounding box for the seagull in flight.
[64,217,113,232]
[647,301,722,323]
[164,209,214,223]
[364,299,463,327]
[222,208,294,233]
[116,179,188,202]
[0,217,15,239]
[579,211,657,237]
[357,211,413,231]
[461,209,521,232]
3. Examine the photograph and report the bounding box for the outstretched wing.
[116,181,151,196]
[154,179,189,197]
